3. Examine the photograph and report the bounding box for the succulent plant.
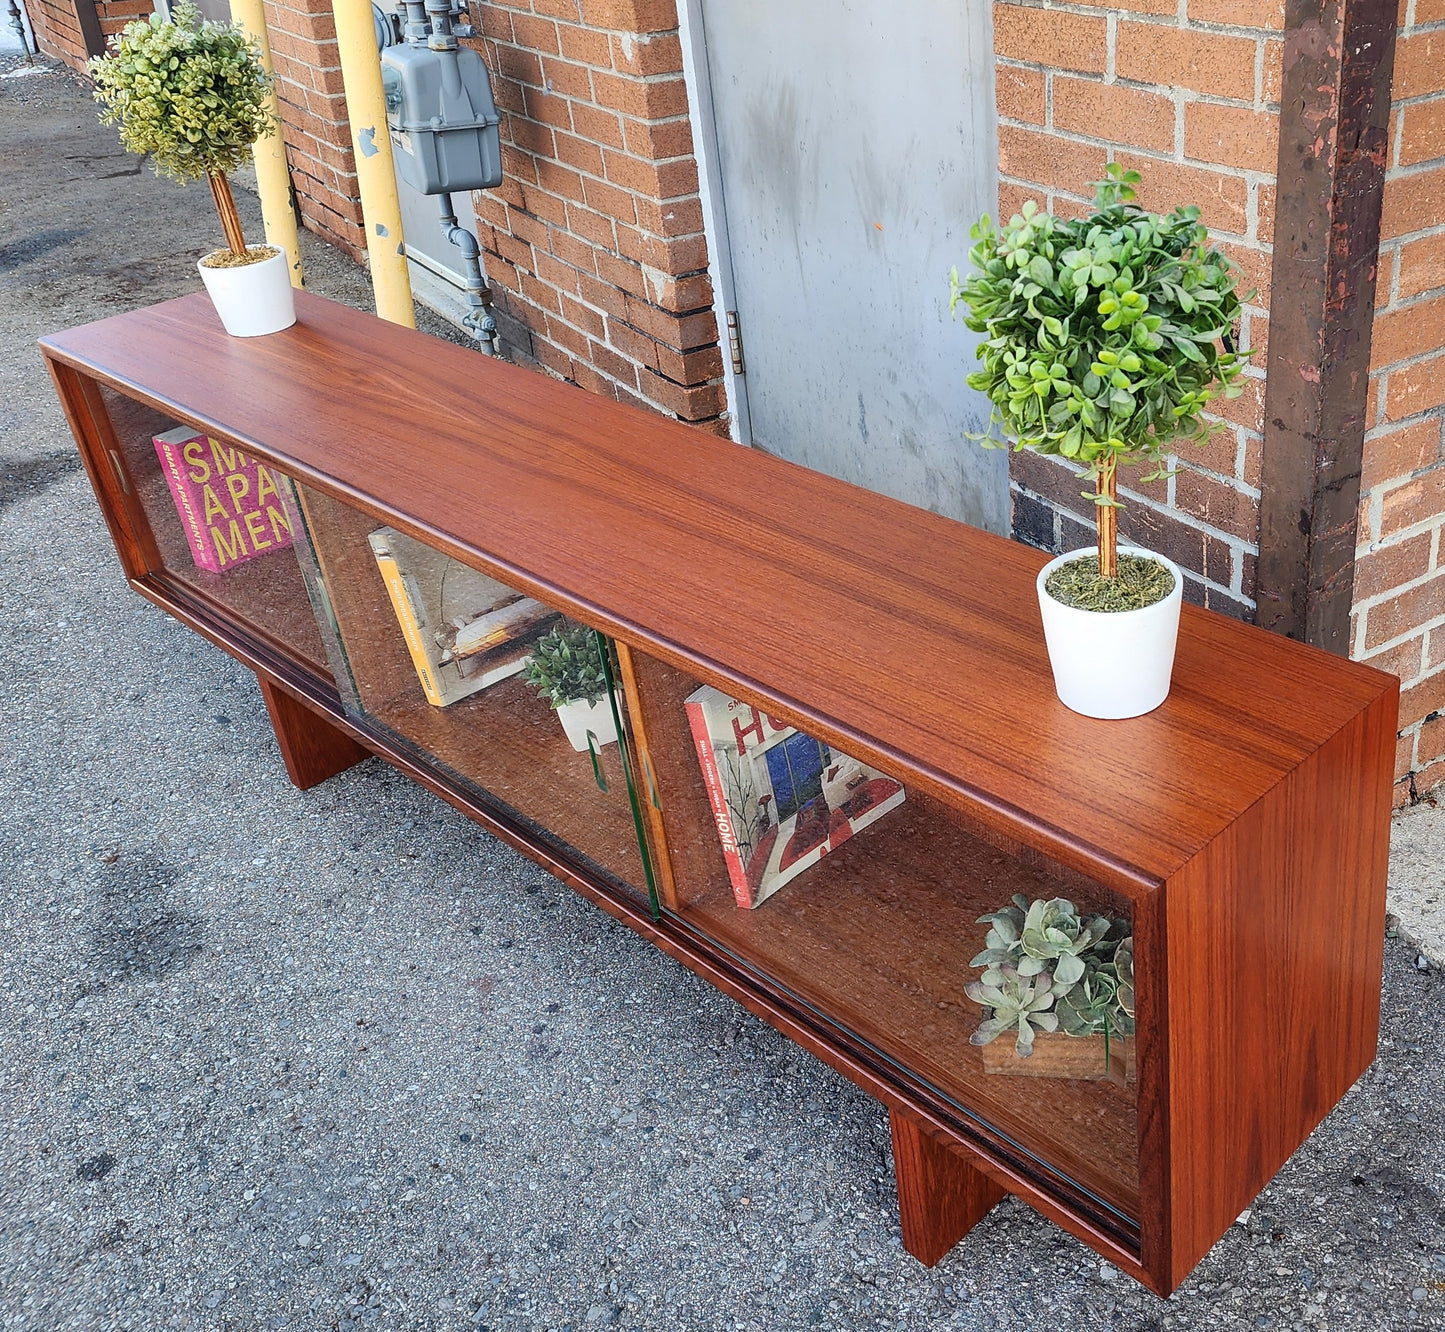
[1113,935,1136,1027]
[968,894,1135,1056]
[969,894,1028,978]
[1055,965,1120,1037]
[965,965,1060,1056]
[1054,936,1137,1040]
[972,894,1110,990]
[1018,897,1112,987]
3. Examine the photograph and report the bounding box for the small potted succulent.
[90,1,295,337]
[966,894,1135,1084]
[951,165,1247,719]
[523,620,618,752]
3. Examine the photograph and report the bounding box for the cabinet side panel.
[44,359,160,579]
[1165,688,1396,1288]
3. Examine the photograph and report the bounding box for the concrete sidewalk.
[1387,803,1445,966]
[2,57,1443,1332]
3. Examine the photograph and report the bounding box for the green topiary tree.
[951,165,1248,582]
[523,621,609,709]
[89,1,275,261]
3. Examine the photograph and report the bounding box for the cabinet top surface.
[42,292,1396,886]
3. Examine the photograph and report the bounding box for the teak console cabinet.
[42,292,1398,1296]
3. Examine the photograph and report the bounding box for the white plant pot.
[555,696,618,752]
[196,246,296,337]
[1036,546,1184,720]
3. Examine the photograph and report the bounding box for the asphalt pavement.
[2,57,1444,1332]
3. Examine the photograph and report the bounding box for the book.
[367,526,558,708]
[152,426,294,573]
[684,684,906,909]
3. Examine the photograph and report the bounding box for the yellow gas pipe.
[228,0,303,287]
[331,0,416,326]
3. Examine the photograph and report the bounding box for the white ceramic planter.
[197,246,296,337]
[555,695,618,752]
[1036,545,1184,720]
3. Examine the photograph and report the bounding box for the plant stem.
[208,171,248,257]
[1096,459,1118,580]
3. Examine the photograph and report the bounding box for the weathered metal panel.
[696,0,1005,531]
[1257,0,1398,653]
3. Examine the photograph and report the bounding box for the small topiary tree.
[951,165,1248,584]
[523,621,609,709]
[90,1,275,263]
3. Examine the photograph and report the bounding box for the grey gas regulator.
[378,0,502,195]
[375,0,502,353]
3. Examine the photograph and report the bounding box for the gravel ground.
[3,57,1445,1332]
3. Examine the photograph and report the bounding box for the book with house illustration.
[367,526,559,708]
[684,684,907,909]
[152,426,295,573]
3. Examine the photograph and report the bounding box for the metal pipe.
[401,0,428,45]
[229,0,303,287]
[437,191,499,355]
[7,0,33,57]
[332,0,416,327]
[424,0,455,49]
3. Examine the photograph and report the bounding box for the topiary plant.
[90,1,275,264]
[523,621,609,710]
[950,165,1248,589]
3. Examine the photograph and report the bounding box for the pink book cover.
[152,427,294,574]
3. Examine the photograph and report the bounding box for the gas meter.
[380,2,502,196]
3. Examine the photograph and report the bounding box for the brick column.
[472,0,724,426]
[27,0,93,67]
[261,0,366,257]
[1353,2,1445,802]
[993,0,1280,620]
[30,0,142,69]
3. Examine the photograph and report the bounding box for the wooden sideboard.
[41,291,1397,1295]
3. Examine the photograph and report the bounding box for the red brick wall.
[30,0,143,68]
[470,0,724,425]
[993,0,1279,622]
[28,0,91,66]
[1353,0,1445,802]
[253,0,728,422]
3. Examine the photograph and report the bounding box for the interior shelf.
[634,651,1140,1219]
[295,482,648,898]
[99,386,331,681]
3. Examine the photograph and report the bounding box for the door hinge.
[726,309,746,376]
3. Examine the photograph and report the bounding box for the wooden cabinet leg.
[890,1109,1006,1266]
[257,676,369,790]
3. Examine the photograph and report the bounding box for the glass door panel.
[291,484,651,904]
[624,649,1142,1224]
[96,386,331,680]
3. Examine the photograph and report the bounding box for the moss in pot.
[951,165,1249,715]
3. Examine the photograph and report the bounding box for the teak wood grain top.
[40,292,1396,887]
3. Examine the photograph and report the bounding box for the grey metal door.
[695,0,1005,531]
